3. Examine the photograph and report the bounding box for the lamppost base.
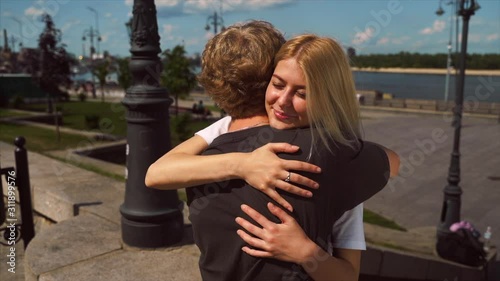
[436,227,452,241]
[121,210,184,248]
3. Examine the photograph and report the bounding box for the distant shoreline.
[351,67,500,76]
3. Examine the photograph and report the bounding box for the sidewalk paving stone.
[24,214,122,279]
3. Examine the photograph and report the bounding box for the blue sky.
[1,0,499,58]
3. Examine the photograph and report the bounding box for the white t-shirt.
[195,116,366,251]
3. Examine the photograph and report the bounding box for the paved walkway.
[1,103,498,280]
[360,109,499,243]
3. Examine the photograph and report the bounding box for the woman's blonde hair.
[275,34,362,150]
[198,21,285,118]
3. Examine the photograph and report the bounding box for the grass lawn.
[0,122,108,152]
[20,101,128,137]
[0,108,33,118]
[18,101,214,145]
[364,208,406,231]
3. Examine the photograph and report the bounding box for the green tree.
[93,60,112,102]
[161,45,196,115]
[347,47,356,59]
[116,57,132,91]
[188,52,201,68]
[37,13,73,109]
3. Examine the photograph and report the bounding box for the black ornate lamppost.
[436,0,480,252]
[120,0,183,248]
[205,11,225,34]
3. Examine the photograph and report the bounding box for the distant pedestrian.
[197,100,205,114]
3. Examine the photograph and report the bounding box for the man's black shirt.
[187,125,389,281]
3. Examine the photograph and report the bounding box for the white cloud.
[163,24,175,34]
[420,20,446,35]
[468,34,482,43]
[391,36,411,45]
[100,33,110,43]
[162,24,176,41]
[25,6,45,16]
[184,37,200,47]
[412,41,424,50]
[105,13,113,18]
[486,33,499,42]
[352,27,375,45]
[420,27,433,35]
[457,33,482,44]
[223,0,293,11]
[377,37,389,45]
[470,17,486,26]
[156,0,182,7]
[376,35,410,46]
[125,0,295,17]
[184,0,296,13]
[61,20,81,33]
[205,31,214,40]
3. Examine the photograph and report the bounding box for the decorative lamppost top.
[459,0,480,17]
[129,2,161,49]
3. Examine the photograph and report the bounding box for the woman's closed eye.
[272,82,285,90]
[295,91,306,99]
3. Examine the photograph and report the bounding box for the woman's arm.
[328,204,365,254]
[236,203,360,281]
[364,141,400,177]
[146,137,321,191]
[145,134,228,189]
[145,136,321,211]
[381,147,399,177]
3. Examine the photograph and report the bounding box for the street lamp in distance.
[436,0,482,264]
[81,26,100,98]
[435,0,455,104]
[87,7,101,56]
[205,11,225,34]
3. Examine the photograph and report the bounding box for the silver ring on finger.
[284,171,291,183]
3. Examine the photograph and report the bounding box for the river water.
[353,71,500,103]
[74,70,500,103]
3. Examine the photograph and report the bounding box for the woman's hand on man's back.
[236,143,321,212]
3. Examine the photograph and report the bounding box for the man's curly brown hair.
[198,21,285,119]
